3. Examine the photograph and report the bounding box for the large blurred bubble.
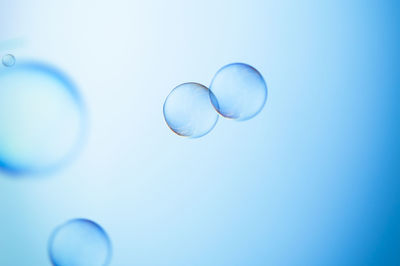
[0,62,87,175]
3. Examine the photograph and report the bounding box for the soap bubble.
[48,218,112,266]
[2,54,15,67]
[0,62,86,175]
[163,82,218,138]
[209,63,268,121]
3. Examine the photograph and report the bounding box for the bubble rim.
[163,82,219,139]
[209,62,268,121]
[48,218,112,266]
[2,54,16,67]
[0,60,89,176]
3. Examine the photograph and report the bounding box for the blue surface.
[0,0,399,265]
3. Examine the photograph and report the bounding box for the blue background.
[0,0,399,265]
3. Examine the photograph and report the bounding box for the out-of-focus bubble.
[0,62,86,175]
[48,218,112,266]
[163,82,219,138]
[2,54,15,67]
[209,63,268,121]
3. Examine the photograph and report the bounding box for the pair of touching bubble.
[164,63,268,138]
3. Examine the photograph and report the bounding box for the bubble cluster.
[0,62,86,174]
[0,58,267,266]
[164,63,268,137]
[48,218,112,266]
[2,54,15,67]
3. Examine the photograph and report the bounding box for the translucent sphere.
[48,219,112,266]
[0,62,86,174]
[2,54,15,67]
[163,82,218,138]
[209,63,268,121]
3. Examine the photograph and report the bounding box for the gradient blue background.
[0,0,399,265]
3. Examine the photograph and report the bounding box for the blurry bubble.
[209,63,267,121]
[48,218,112,266]
[0,62,86,175]
[2,54,15,67]
[163,82,218,138]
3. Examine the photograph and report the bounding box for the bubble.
[163,82,218,138]
[0,62,86,175]
[209,63,268,121]
[2,54,15,67]
[48,218,112,266]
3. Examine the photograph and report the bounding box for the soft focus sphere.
[0,62,86,174]
[2,54,15,67]
[209,63,268,121]
[163,82,218,138]
[49,219,112,266]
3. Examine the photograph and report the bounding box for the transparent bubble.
[0,62,86,175]
[209,63,268,121]
[163,82,218,138]
[48,218,112,266]
[2,54,15,67]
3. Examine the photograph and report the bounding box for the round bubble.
[209,63,268,121]
[163,82,218,138]
[2,54,15,67]
[49,218,112,266]
[0,62,86,175]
